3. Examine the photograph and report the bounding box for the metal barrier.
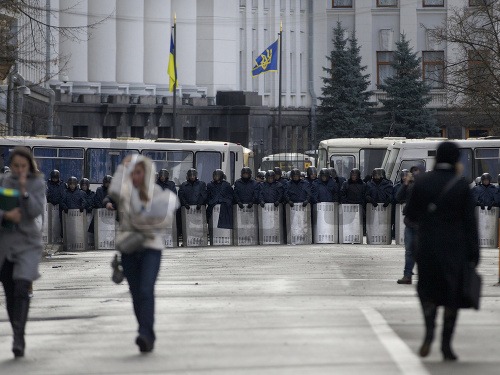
[209,204,233,246]
[395,204,405,246]
[233,205,258,246]
[286,204,312,245]
[63,209,87,251]
[476,207,499,248]
[86,212,95,250]
[181,205,208,247]
[164,215,178,248]
[313,202,339,244]
[48,203,62,244]
[258,203,284,245]
[339,204,363,244]
[94,208,116,250]
[366,204,392,245]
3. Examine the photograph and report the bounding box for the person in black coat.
[285,169,311,206]
[273,167,287,186]
[79,178,95,214]
[329,168,346,187]
[60,176,85,212]
[340,169,365,204]
[405,141,479,361]
[46,169,65,206]
[156,169,177,194]
[365,168,393,207]
[178,168,207,210]
[234,167,257,208]
[305,166,317,186]
[206,169,234,229]
[472,173,497,209]
[259,170,284,207]
[313,168,339,203]
[94,175,115,210]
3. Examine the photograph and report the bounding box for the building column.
[116,0,144,83]
[58,0,89,82]
[144,0,171,87]
[88,0,116,82]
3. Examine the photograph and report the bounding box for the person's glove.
[196,205,202,211]
[488,206,493,211]
[274,201,280,207]
[184,204,191,210]
[289,201,295,207]
[372,202,378,208]
[247,203,253,209]
[480,205,485,210]
[260,202,265,208]
[302,201,308,207]
[79,207,84,213]
[383,202,390,208]
[238,202,244,209]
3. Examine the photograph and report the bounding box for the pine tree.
[379,34,439,138]
[317,22,373,139]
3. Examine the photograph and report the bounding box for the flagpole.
[278,21,283,154]
[172,13,178,139]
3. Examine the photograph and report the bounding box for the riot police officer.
[313,168,339,203]
[285,169,311,207]
[305,166,317,186]
[340,169,365,204]
[472,173,497,210]
[156,169,176,193]
[259,170,284,207]
[234,167,257,208]
[178,168,207,210]
[365,168,393,207]
[207,169,234,228]
[61,176,85,213]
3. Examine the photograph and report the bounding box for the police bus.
[259,153,315,172]
[317,138,407,180]
[0,136,248,188]
[382,138,500,183]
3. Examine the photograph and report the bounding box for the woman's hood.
[126,154,157,201]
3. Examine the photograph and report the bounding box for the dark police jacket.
[234,178,258,204]
[46,180,65,206]
[472,184,497,207]
[285,179,311,203]
[207,180,234,229]
[157,179,177,194]
[82,190,96,213]
[259,181,284,204]
[365,179,393,204]
[340,180,366,205]
[178,179,207,206]
[61,188,85,211]
[312,178,339,203]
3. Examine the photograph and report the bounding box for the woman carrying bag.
[108,155,179,353]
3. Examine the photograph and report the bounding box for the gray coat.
[0,173,46,281]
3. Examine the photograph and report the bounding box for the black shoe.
[12,335,25,358]
[419,339,432,357]
[111,254,124,284]
[135,335,154,353]
[442,345,458,361]
[397,276,412,284]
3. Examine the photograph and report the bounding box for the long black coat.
[312,178,339,203]
[178,179,207,206]
[366,179,393,204]
[259,181,284,204]
[207,180,234,229]
[46,180,65,206]
[405,167,479,309]
[285,180,311,203]
[234,178,257,204]
[340,180,365,204]
[472,184,497,207]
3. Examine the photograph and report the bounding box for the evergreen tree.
[379,34,439,138]
[317,22,373,139]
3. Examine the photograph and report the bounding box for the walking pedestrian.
[108,155,179,353]
[0,147,45,358]
[405,141,480,361]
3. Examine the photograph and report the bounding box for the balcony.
[372,89,447,108]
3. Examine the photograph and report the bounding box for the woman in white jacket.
[109,155,179,353]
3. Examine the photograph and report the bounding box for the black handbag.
[463,263,482,310]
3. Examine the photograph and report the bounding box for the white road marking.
[361,307,430,375]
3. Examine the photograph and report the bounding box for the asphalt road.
[0,244,499,375]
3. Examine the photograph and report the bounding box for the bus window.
[195,151,221,183]
[395,160,425,182]
[33,147,84,182]
[385,148,400,180]
[459,148,473,182]
[318,147,328,169]
[474,148,500,180]
[87,148,138,184]
[142,150,194,186]
[230,151,236,185]
[329,155,355,179]
[359,149,387,179]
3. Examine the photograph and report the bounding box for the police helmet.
[290,169,301,179]
[159,169,169,180]
[399,169,409,181]
[372,168,383,180]
[213,169,224,181]
[103,175,112,185]
[67,176,78,186]
[350,168,361,180]
[481,173,492,184]
[79,178,90,188]
[306,166,317,178]
[329,168,338,179]
[50,169,60,180]
[319,168,330,180]
[241,167,252,178]
[256,171,266,180]
[475,176,481,186]
[273,167,282,177]
[265,170,276,180]
[187,168,198,179]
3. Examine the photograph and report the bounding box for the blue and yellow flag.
[168,34,177,92]
[252,39,278,77]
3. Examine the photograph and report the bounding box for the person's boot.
[397,276,412,284]
[419,302,437,357]
[12,281,31,358]
[442,308,458,361]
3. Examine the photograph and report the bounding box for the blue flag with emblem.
[252,39,279,77]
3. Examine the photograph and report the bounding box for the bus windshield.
[359,148,387,179]
[142,150,193,186]
[87,148,138,184]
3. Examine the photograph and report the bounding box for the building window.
[183,127,196,140]
[157,127,172,138]
[209,127,222,141]
[131,126,144,139]
[468,50,489,88]
[73,125,88,137]
[423,0,444,6]
[423,51,445,89]
[377,51,396,86]
[469,0,494,6]
[377,0,398,7]
[333,0,353,7]
[102,126,116,139]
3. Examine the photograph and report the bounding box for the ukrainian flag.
[168,34,177,92]
[252,39,279,77]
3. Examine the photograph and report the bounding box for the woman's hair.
[10,146,40,175]
[134,161,150,202]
